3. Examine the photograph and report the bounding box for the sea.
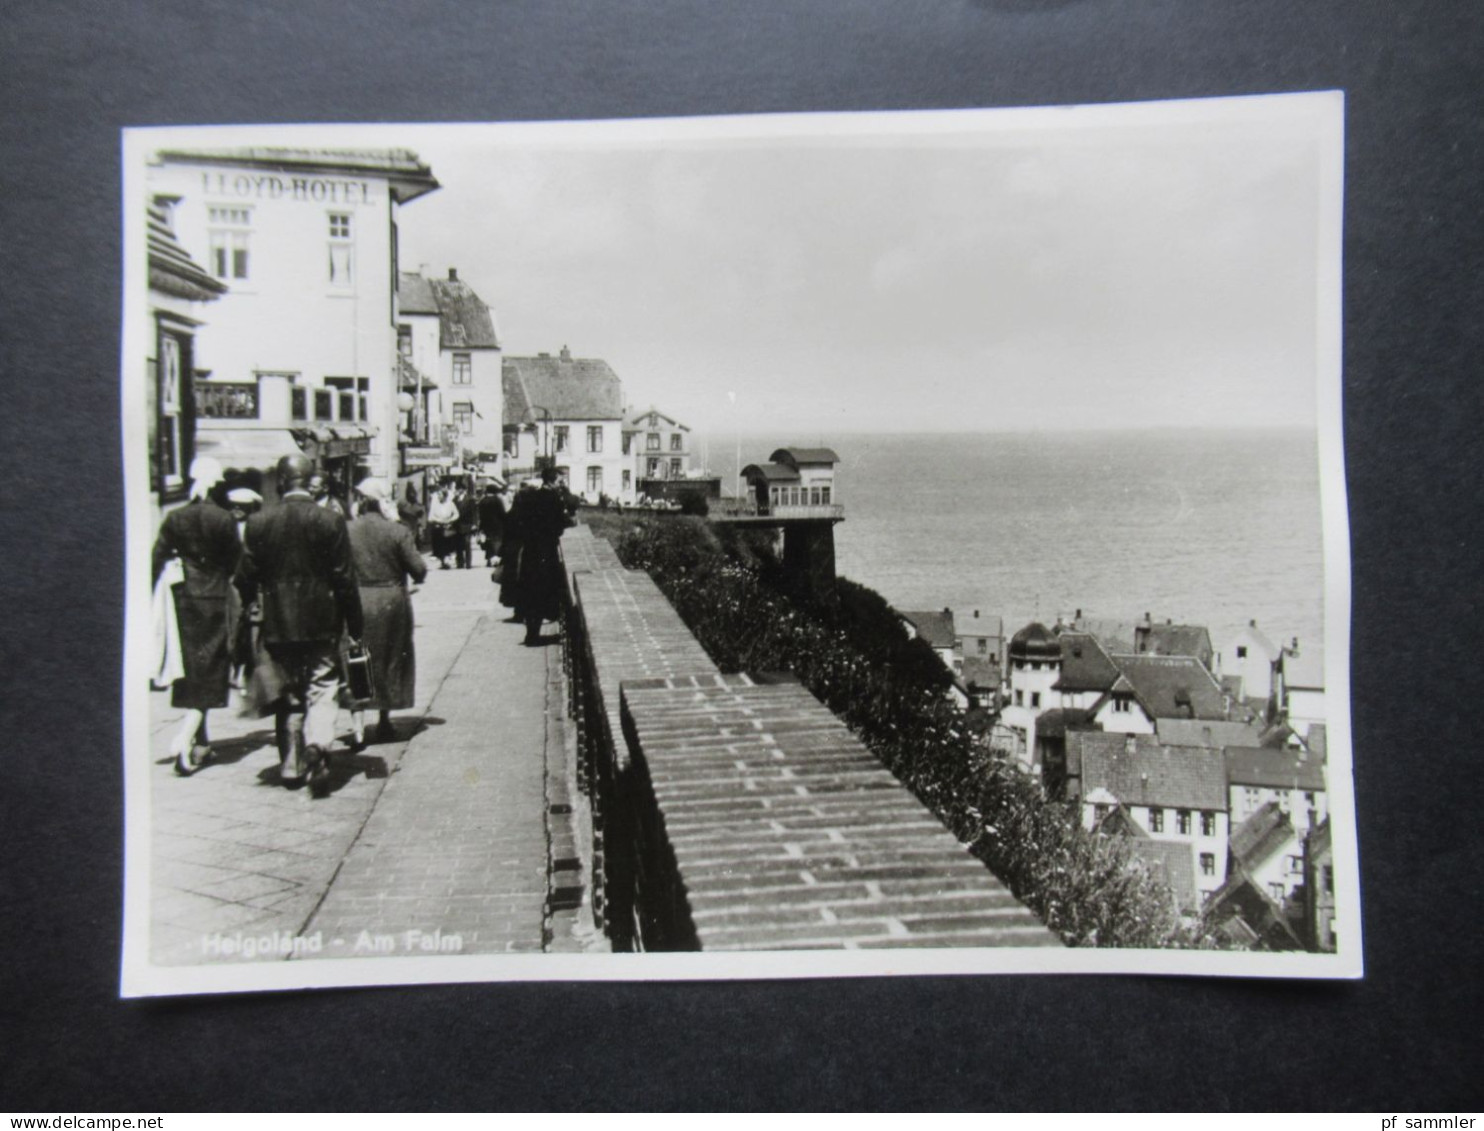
[699,429,1330,654]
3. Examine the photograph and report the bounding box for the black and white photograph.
[121,93,1354,997]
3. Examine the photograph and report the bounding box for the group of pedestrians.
[422,476,508,570]
[152,453,425,791]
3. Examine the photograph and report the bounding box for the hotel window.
[314,389,333,421]
[820,486,830,504]
[587,426,603,453]
[207,207,252,280]
[328,212,353,287]
[553,425,569,453]
[647,433,660,451]
[1148,808,1164,833]
[1200,853,1216,877]
[810,487,821,505]
[587,466,602,495]
[670,458,682,477]
[452,353,472,385]
[1176,810,1192,835]
[1200,811,1217,836]
[291,387,307,422]
[452,402,474,435]
[157,332,185,490]
[670,433,683,451]
[325,377,369,422]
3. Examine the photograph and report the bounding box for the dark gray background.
[2,0,1479,1111]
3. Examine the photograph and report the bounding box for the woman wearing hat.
[345,478,428,745]
[151,456,241,775]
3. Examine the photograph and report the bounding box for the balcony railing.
[195,381,260,419]
[714,499,844,520]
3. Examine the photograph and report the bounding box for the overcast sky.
[161,97,1340,437]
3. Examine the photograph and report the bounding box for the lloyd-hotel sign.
[199,170,375,205]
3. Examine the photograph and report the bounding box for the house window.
[1176,810,1192,835]
[553,426,569,453]
[670,433,683,451]
[647,433,660,451]
[670,458,682,477]
[1030,692,1041,708]
[452,402,474,435]
[1112,697,1130,713]
[810,487,821,505]
[1014,690,1023,707]
[1199,853,1216,877]
[1093,803,1110,822]
[1148,808,1164,833]
[157,332,185,490]
[325,376,369,422]
[587,466,602,495]
[207,207,251,280]
[328,213,353,287]
[622,434,633,455]
[1236,645,1248,659]
[1287,855,1304,875]
[622,470,631,489]
[291,387,307,422]
[314,389,333,421]
[452,353,472,385]
[1268,882,1286,901]
[587,426,603,453]
[397,325,412,357]
[1200,811,1217,837]
[977,638,988,654]
[1323,865,1333,894]
[647,458,660,477]
[821,486,831,504]
[503,430,518,456]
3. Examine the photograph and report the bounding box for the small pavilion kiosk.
[727,447,844,603]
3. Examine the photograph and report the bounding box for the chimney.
[560,344,572,362]
[974,610,980,619]
[447,267,458,281]
[943,606,951,617]
[1075,608,1083,620]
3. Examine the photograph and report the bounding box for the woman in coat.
[151,457,241,775]
[345,479,429,745]
[513,466,573,645]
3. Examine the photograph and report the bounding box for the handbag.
[342,640,377,705]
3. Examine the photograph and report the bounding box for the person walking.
[497,479,535,622]
[477,483,507,567]
[308,471,349,521]
[397,483,426,549]
[454,478,477,569]
[236,453,364,789]
[344,478,427,747]
[427,483,459,569]
[512,465,573,646]
[151,457,241,776]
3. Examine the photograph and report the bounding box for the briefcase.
[342,641,376,705]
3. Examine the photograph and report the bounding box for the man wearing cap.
[236,453,364,787]
[345,477,427,746]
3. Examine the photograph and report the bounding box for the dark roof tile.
[1072,732,1228,810]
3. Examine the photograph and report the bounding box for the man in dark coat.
[454,480,478,569]
[477,484,507,567]
[236,453,364,787]
[513,466,573,645]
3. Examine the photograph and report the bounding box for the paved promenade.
[147,560,573,965]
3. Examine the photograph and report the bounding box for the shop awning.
[297,425,376,459]
[194,428,305,470]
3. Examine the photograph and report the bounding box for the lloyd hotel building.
[142,146,442,517]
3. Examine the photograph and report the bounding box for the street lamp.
[529,404,553,471]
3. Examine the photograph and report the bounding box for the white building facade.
[147,147,440,489]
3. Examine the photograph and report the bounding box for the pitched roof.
[1228,801,1298,871]
[154,146,440,203]
[959,656,1000,689]
[1109,653,1228,720]
[1074,733,1228,811]
[1054,632,1121,692]
[148,201,226,302]
[502,354,623,423]
[1138,622,1213,660]
[899,610,956,650]
[771,447,839,467]
[1061,614,1138,654]
[958,612,1003,638]
[1125,839,1199,913]
[1034,707,1096,739]
[1225,746,1326,792]
[1155,719,1263,749]
[628,407,690,430]
[397,271,438,315]
[741,462,800,483]
[397,272,500,348]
